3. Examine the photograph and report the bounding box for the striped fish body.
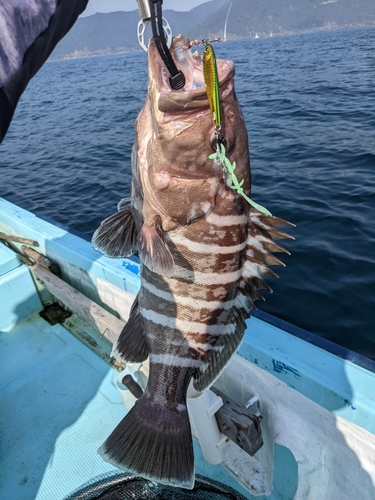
[94,35,293,489]
[142,200,249,390]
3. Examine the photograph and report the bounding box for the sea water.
[1,27,374,359]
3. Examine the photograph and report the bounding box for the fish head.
[138,35,251,229]
[147,35,239,148]
[148,35,235,128]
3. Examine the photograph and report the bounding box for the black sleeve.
[0,0,88,144]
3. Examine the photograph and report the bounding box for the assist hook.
[136,0,185,90]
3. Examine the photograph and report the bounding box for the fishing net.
[63,471,248,500]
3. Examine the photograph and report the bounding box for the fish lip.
[148,36,235,102]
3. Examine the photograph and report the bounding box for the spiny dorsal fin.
[240,281,265,302]
[246,245,286,267]
[262,226,295,242]
[92,203,137,258]
[251,277,273,293]
[244,260,279,280]
[240,209,294,301]
[195,210,294,392]
[259,240,291,255]
[254,213,296,228]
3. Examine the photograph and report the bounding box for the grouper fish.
[92,35,293,489]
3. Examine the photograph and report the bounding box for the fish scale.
[92,34,293,489]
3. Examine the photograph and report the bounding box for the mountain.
[50,0,375,60]
[189,0,375,39]
[50,1,227,60]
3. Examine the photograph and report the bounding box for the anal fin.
[111,295,149,363]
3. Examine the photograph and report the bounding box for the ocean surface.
[1,27,374,359]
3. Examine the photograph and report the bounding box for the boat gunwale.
[252,309,375,375]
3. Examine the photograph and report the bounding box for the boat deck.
[0,313,122,499]
[0,312,256,500]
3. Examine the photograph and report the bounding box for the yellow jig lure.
[202,41,271,215]
[203,42,221,129]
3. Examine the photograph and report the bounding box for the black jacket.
[0,0,88,143]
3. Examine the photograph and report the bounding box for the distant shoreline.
[48,47,139,62]
[49,24,375,62]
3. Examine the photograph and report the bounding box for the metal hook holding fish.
[136,0,172,53]
[138,0,185,90]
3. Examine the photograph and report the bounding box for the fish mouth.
[148,35,235,112]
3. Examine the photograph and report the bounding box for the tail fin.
[98,393,195,489]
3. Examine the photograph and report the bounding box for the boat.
[1,196,375,499]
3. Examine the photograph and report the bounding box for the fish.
[92,35,294,489]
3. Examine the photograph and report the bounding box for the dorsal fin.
[194,210,294,391]
[193,302,248,392]
[241,208,294,300]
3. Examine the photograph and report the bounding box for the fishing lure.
[203,42,221,128]
[209,144,272,215]
[202,42,271,216]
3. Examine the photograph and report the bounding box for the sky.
[81,0,208,17]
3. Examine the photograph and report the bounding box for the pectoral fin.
[137,216,175,277]
[92,202,137,258]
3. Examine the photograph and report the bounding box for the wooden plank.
[21,246,61,276]
[21,246,52,268]
[212,387,263,457]
[31,264,125,344]
[0,232,38,247]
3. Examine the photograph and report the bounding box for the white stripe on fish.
[147,331,223,352]
[142,280,235,310]
[140,308,236,336]
[150,353,202,368]
[169,233,247,254]
[173,266,244,284]
[206,213,248,226]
